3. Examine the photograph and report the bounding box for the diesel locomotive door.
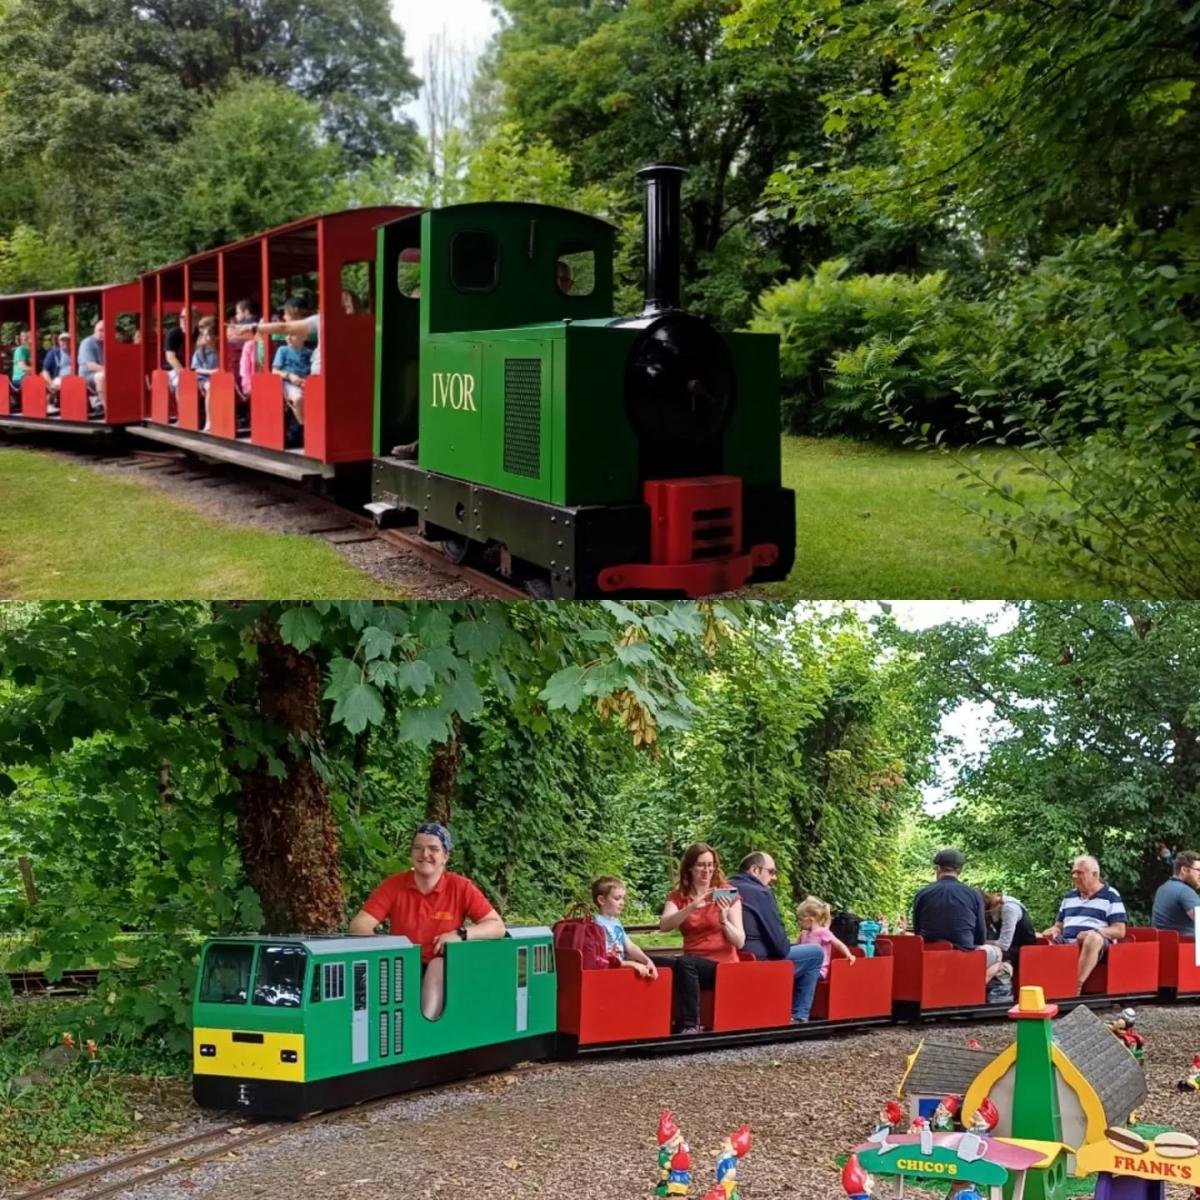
[352,961,368,1064]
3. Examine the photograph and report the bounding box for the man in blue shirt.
[77,320,105,417]
[912,849,1009,994]
[1040,855,1127,990]
[41,331,72,415]
[728,851,824,1022]
[1151,850,1200,935]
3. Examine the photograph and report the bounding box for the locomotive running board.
[129,423,336,482]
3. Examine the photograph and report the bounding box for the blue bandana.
[415,822,452,853]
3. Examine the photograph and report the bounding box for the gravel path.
[12,1003,1200,1200]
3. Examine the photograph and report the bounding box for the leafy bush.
[749,260,961,435]
[886,225,1200,597]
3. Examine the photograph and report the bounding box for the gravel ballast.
[11,1003,1200,1200]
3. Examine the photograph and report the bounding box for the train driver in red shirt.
[348,822,505,1019]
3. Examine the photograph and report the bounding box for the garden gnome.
[714,1124,751,1198]
[967,1097,999,1136]
[1178,1054,1200,1092]
[873,1100,904,1136]
[931,1095,960,1132]
[842,1154,874,1199]
[657,1111,686,1196]
[667,1140,692,1196]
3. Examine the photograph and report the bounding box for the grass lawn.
[769,436,1111,599]
[0,449,403,599]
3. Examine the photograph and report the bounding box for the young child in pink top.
[797,896,857,979]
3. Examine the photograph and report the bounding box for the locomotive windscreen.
[624,312,736,480]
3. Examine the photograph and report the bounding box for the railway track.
[79,446,526,599]
[11,1064,550,1200]
[4,970,102,996]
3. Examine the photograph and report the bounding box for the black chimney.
[638,164,685,317]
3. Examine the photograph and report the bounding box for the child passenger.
[592,876,659,979]
[190,317,219,430]
[272,327,312,448]
[797,896,856,979]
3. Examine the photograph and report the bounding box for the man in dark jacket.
[729,851,824,1021]
[912,848,1009,994]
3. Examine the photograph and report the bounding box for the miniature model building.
[905,1003,1146,1158]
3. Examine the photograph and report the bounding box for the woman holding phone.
[651,842,745,1034]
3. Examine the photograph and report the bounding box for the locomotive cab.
[193,930,556,1119]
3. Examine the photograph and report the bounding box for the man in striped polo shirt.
[1040,855,1127,990]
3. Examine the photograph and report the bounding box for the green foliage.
[728,0,1200,251]
[897,602,1200,922]
[750,260,957,434]
[0,226,80,294]
[116,79,345,269]
[889,226,1200,596]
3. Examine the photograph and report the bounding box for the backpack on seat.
[553,904,617,970]
[830,910,861,949]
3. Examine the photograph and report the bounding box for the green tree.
[901,602,1200,921]
[728,0,1200,251]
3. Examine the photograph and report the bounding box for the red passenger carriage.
[134,208,414,481]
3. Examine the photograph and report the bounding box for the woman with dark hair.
[983,890,1037,964]
[650,842,745,1034]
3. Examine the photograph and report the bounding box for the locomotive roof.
[204,925,553,953]
[378,200,618,234]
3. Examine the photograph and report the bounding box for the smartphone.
[712,887,738,901]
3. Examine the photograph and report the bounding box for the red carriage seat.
[699,958,793,1032]
[1016,939,1080,1001]
[1145,928,1200,995]
[556,946,673,1045]
[810,944,894,1021]
[882,934,987,1011]
[1081,932,1159,997]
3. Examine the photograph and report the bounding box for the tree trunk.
[17,856,38,908]
[426,714,464,824]
[234,619,345,933]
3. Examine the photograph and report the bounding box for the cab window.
[252,945,307,1008]
[199,943,253,1005]
[555,247,595,298]
[451,232,499,294]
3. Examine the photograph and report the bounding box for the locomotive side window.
[324,961,346,1000]
[340,261,373,315]
[555,247,595,298]
[199,943,253,1004]
[253,945,307,1008]
[397,249,421,299]
[450,232,499,294]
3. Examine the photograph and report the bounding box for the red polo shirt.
[362,870,494,964]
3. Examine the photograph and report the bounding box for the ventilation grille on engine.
[504,358,542,478]
[691,506,736,560]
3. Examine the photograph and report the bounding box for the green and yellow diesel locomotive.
[369,166,796,598]
[192,930,556,1117]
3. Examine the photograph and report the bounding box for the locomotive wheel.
[441,535,473,565]
[523,576,553,600]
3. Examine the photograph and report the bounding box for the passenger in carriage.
[77,320,105,417]
[190,317,220,431]
[272,325,312,449]
[41,331,73,415]
[165,307,199,401]
[347,821,505,1021]
[796,896,857,979]
[1152,848,1200,934]
[8,327,31,411]
[982,891,1038,964]
[912,849,1010,992]
[1039,854,1127,990]
[729,851,824,1022]
[591,876,659,979]
[649,843,746,1035]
